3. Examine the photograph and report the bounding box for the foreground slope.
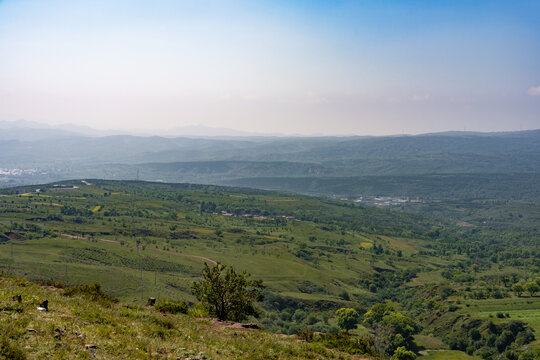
[0,275,365,360]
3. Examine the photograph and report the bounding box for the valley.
[0,179,538,359]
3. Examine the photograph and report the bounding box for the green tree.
[518,349,540,360]
[512,283,525,297]
[293,309,307,322]
[391,346,417,360]
[524,282,539,297]
[364,302,420,357]
[381,312,420,338]
[363,302,396,327]
[495,330,515,352]
[191,262,264,321]
[469,328,481,341]
[336,308,360,332]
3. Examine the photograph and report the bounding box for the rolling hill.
[0,179,538,359]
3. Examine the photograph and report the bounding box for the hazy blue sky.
[1,0,539,135]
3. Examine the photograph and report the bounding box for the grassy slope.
[460,296,540,349]
[418,350,480,359]
[0,180,538,359]
[0,180,429,304]
[0,275,366,360]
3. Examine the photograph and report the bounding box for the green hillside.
[226,173,540,200]
[0,275,364,359]
[0,180,538,359]
[0,180,431,307]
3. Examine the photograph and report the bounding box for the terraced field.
[463,297,540,349]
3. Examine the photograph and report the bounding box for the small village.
[0,168,39,176]
[213,210,299,221]
[331,195,425,207]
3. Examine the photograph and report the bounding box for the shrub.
[298,327,314,342]
[188,303,209,317]
[339,290,351,301]
[318,333,376,356]
[514,327,535,346]
[63,282,117,303]
[0,337,26,360]
[155,300,188,314]
[151,316,176,329]
[306,313,318,325]
[391,346,416,360]
[469,328,481,341]
[293,309,307,322]
[495,330,515,353]
[191,262,264,321]
[519,349,540,360]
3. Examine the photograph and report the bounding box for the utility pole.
[131,170,144,302]
[9,241,14,275]
[65,235,69,282]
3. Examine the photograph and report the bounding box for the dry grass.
[0,275,365,359]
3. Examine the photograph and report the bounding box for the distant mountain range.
[1,122,539,199]
[1,127,538,165]
[0,120,280,139]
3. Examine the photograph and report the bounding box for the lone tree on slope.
[525,282,539,297]
[192,262,264,322]
[336,307,360,332]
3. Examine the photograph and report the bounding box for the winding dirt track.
[60,233,217,265]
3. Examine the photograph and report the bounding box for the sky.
[0,0,539,136]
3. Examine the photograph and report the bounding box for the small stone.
[85,344,98,349]
[146,297,156,307]
[37,300,48,311]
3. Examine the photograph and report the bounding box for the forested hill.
[226,173,540,200]
[1,130,539,166]
[1,129,539,189]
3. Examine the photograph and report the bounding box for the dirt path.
[60,233,217,265]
